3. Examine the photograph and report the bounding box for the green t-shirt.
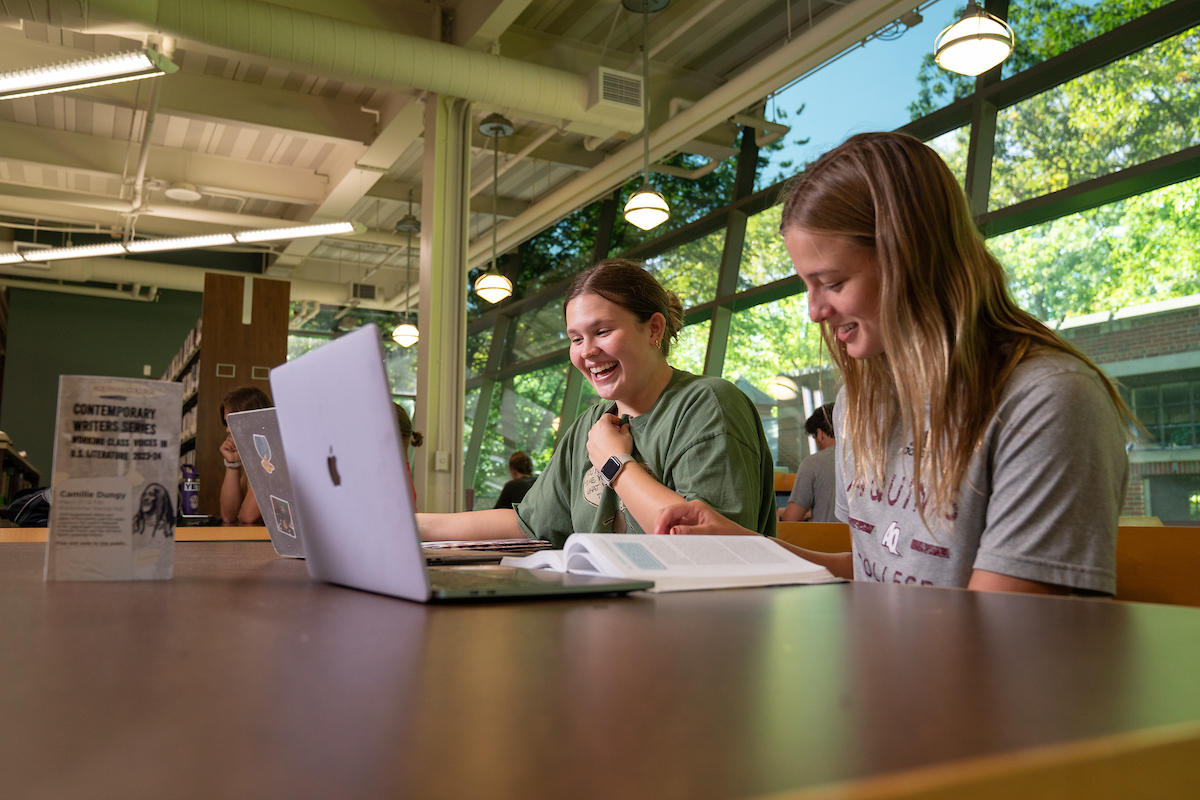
[514,369,777,548]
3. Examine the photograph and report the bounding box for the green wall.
[1,287,204,479]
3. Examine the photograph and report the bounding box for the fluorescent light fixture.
[934,2,1015,76]
[127,234,237,253]
[25,243,127,262]
[0,221,360,265]
[235,221,361,244]
[0,49,178,101]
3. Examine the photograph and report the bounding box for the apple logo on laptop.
[327,447,341,486]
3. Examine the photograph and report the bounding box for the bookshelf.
[163,273,289,516]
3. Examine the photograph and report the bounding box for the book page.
[577,535,830,579]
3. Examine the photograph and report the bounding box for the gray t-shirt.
[834,351,1127,593]
[515,369,777,548]
[788,447,838,522]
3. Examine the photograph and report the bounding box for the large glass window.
[466,329,492,380]
[925,125,970,188]
[722,296,831,467]
[671,320,710,375]
[1130,379,1200,448]
[739,205,791,289]
[517,202,603,296]
[610,153,738,253]
[505,298,568,365]
[999,0,1175,79]
[990,24,1200,209]
[471,365,569,509]
[761,0,963,188]
[989,174,1200,322]
[644,228,724,308]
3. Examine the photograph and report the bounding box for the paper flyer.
[44,376,184,581]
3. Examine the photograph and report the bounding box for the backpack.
[5,486,50,527]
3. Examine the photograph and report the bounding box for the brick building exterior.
[1058,295,1200,524]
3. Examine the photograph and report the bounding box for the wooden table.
[2,542,1199,799]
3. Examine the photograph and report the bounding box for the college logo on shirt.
[880,521,902,556]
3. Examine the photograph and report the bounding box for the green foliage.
[470,366,568,507]
[992,176,1200,322]
[990,25,1199,207]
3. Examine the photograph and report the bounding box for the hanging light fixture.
[392,190,421,348]
[622,0,671,231]
[474,113,515,304]
[768,375,799,402]
[934,1,1015,77]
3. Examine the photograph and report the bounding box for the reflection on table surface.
[1,541,1199,799]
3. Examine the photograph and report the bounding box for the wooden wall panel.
[195,273,289,516]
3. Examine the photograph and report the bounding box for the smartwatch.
[600,454,635,487]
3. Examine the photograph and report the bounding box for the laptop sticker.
[270,495,297,538]
[253,434,275,474]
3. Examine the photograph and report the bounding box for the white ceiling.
[0,0,900,310]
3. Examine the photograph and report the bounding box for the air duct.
[26,0,642,138]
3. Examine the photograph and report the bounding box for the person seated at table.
[494,451,536,510]
[419,258,777,547]
[780,403,837,523]
[395,402,423,502]
[656,132,1132,596]
[219,386,272,524]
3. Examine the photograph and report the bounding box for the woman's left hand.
[587,413,633,472]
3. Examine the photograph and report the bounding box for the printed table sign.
[44,376,183,581]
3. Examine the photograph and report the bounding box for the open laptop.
[268,323,653,602]
[227,407,552,565]
[226,407,305,558]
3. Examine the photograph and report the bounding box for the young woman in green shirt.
[418,259,777,547]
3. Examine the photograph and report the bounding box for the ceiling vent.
[351,283,377,301]
[588,67,642,113]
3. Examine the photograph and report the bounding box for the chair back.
[1115,526,1200,607]
[776,521,852,554]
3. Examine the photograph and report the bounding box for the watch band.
[600,453,634,486]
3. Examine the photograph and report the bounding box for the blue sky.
[758,0,961,185]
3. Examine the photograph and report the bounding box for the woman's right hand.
[654,499,755,536]
[219,433,239,464]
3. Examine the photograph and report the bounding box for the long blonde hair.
[779,132,1132,521]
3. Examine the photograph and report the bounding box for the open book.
[500,534,840,593]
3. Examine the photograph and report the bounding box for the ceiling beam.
[368,179,531,219]
[269,96,426,272]
[454,0,538,50]
[0,118,336,205]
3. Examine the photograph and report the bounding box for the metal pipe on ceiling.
[31,0,642,138]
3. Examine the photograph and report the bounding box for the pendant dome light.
[622,0,671,231]
[934,1,1015,77]
[392,190,421,348]
[474,113,515,304]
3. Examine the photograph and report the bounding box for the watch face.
[601,456,622,483]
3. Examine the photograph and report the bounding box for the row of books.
[181,406,199,442]
[180,361,201,401]
[0,465,35,507]
[162,318,203,382]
